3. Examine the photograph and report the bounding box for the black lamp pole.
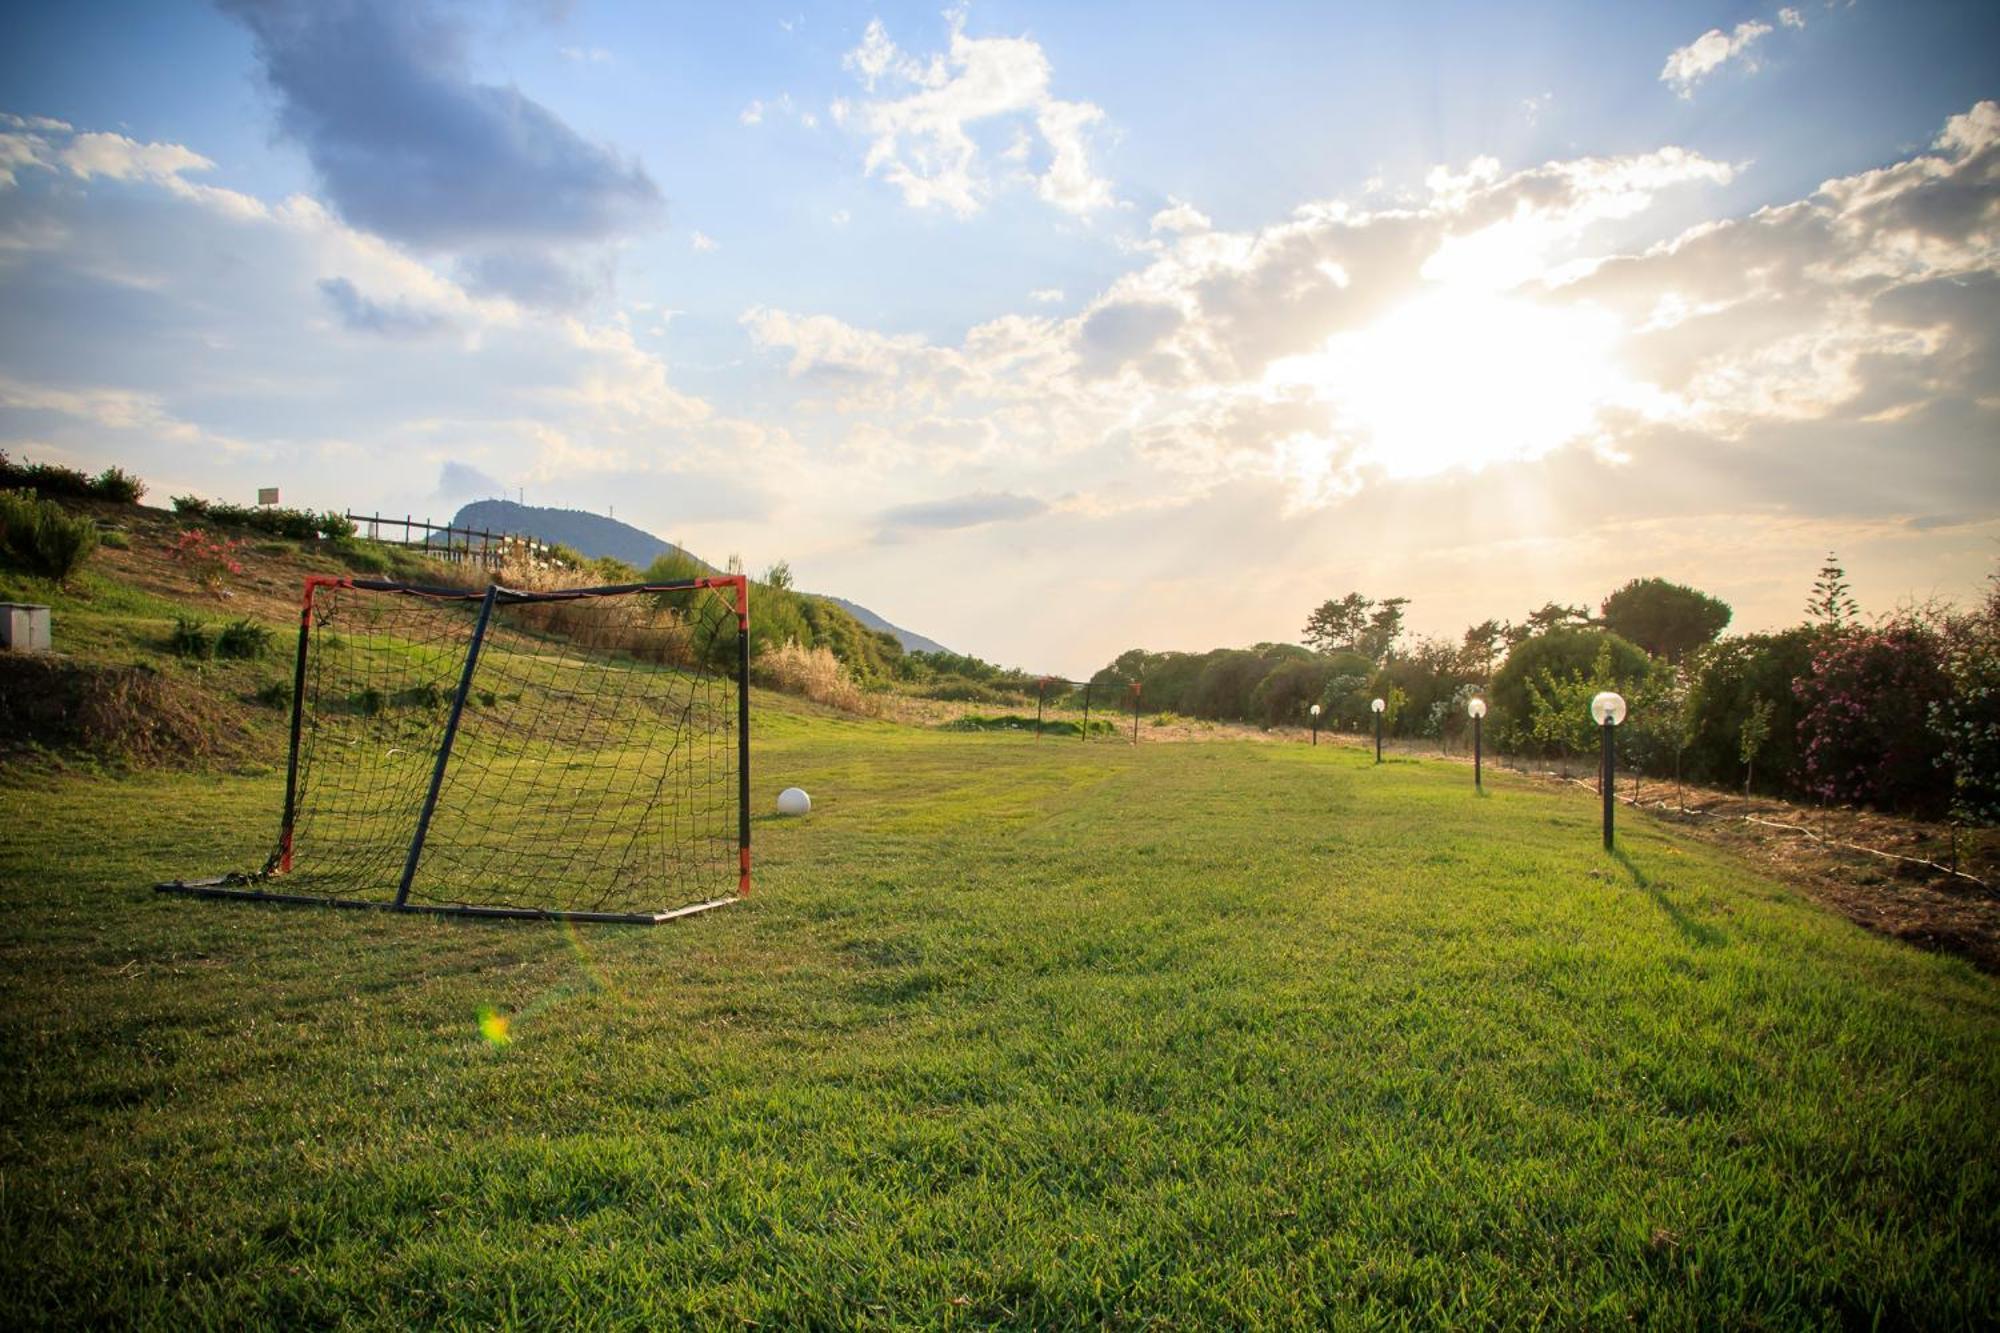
[1474,713,1483,792]
[1311,710,1319,746]
[1601,717,1616,850]
[1374,708,1383,764]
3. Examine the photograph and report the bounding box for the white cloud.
[1660,19,1775,97]
[1778,7,1805,30]
[839,13,1117,217]
[829,209,851,226]
[740,100,765,127]
[1149,200,1211,235]
[1029,287,1064,304]
[0,116,793,529]
[689,230,718,253]
[559,46,612,64]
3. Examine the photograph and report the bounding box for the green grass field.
[3,701,1997,1328]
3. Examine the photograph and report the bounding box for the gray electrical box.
[0,603,51,653]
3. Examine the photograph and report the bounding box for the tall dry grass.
[754,640,872,714]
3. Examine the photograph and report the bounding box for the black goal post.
[156,573,751,924]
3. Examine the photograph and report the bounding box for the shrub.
[254,680,291,709]
[170,494,352,541]
[1795,620,1953,815]
[92,466,146,504]
[0,488,99,581]
[0,452,147,503]
[216,619,273,660]
[1933,581,2000,825]
[170,617,213,659]
[99,529,130,550]
[165,529,245,590]
[1684,629,1817,794]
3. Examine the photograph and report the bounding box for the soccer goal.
[157,573,750,924]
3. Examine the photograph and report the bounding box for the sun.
[1268,283,1637,482]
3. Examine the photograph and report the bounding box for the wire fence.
[889,676,1152,741]
[345,511,564,571]
[1306,723,1994,891]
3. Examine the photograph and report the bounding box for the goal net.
[158,574,749,923]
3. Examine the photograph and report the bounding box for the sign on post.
[257,487,280,507]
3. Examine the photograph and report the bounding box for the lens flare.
[477,1005,513,1048]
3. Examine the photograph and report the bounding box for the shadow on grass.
[1613,847,1725,948]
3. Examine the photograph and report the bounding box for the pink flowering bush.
[166,528,245,591]
[1793,620,1952,815]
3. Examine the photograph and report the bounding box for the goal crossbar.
[155,572,751,924]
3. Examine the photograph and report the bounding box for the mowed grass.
[2,712,1997,1328]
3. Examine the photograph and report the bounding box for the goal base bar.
[152,878,737,926]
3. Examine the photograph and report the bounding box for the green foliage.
[585,555,642,584]
[1684,629,1817,794]
[1600,577,1732,662]
[0,451,146,503]
[0,488,99,581]
[91,466,146,504]
[1527,641,1642,760]
[940,712,1117,737]
[1247,655,1337,727]
[1490,629,1649,751]
[169,616,213,660]
[99,529,130,550]
[216,619,274,661]
[1933,579,2000,825]
[171,494,355,541]
[638,553,906,685]
[1738,696,1775,795]
[253,680,291,710]
[328,538,394,574]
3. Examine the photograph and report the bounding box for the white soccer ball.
[776,787,812,816]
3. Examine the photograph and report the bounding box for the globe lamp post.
[1590,690,1627,850]
[1468,697,1487,792]
[1371,696,1386,764]
[1309,702,1321,746]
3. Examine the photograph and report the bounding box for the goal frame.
[155,572,751,924]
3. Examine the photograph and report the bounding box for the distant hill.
[449,499,711,572]
[451,499,952,655]
[808,593,951,656]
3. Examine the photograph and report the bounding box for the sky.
[1,0,1995,676]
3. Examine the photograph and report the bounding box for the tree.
[1460,619,1504,678]
[1625,662,1698,807]
[1359,597,1409,663]
[1599,577,1732,663]
[1303,593,1372,654]
[762,558,793,591]
[1738,696,1774,796]
[1805,552,1860,629]
[1523,601,1593,637]
[1526,639,1643,763]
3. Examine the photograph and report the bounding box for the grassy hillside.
[2,498,1996,1325]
